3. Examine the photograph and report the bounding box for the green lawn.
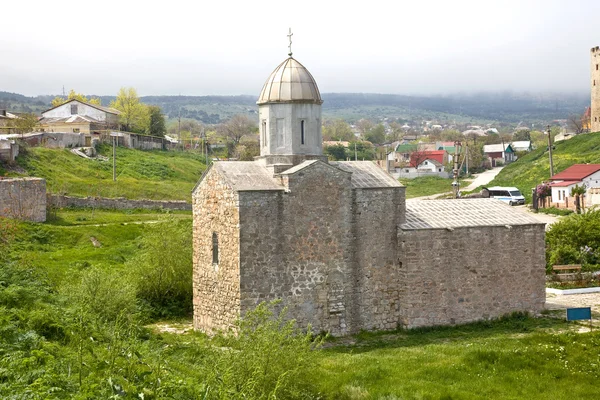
[316,315,599,399]
[4,209,600,398]
[10,145,207,200]
[11,209,192,286]
[399,176,466,199]
[487,131,600,203]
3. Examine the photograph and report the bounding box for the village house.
[0,110,19,134]
[548,164,600,208]
[192,48,546,336]
[483,143,515,167]
[39,99,120,136]
[511,140,532,153]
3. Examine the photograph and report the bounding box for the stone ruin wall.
[49,195,191,211]
[0,178,46,222]
[398,224,546,328]
[192,167,241,332]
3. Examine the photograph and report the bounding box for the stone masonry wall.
[352,188,405,332]
[238,162,356,335]
[398,224,546,328]
[49,195,191,211]
[0,178,46,222]
[192,167,241,332]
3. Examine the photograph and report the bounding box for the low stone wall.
[49,195,191,211]
[0,178,47,222]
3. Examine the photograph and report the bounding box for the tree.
[110,87,148,133]
[219,114,257,145]
[513,128,531,141]
[356,118,374,138]
[51,89,101,107]
[322,119,354,141]
[567,114,585,134]
[365,124,386,144]
[324,144,347,160]
[571,184,586,214]
[10,113,38,134]
[146,105,166,137]
[168,119,204,137]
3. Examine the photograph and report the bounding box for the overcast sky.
[1,0,598,97]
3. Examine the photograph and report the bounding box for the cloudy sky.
[1,0,598,97]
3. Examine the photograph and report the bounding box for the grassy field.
[9,145,207,200]
[4,209,600,398]
[486,131,600,202]
[399,176,466,199]
[12,208,192,285]
[316,315,600,399]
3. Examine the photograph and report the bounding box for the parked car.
[486,186,525,206]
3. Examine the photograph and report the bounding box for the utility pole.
[465,142,469,175]
[452,140,460,198]
[112,135,116,182]
[547,124,554,177]
[354,142,357,161]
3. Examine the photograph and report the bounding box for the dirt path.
[463,166,504,191]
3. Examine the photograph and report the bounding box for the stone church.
[192,50,546,336]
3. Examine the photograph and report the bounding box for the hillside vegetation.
[9,145,207,200]
[486,131,600,202]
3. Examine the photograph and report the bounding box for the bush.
[538,207,574,216]
[546,208,600,270]
[128,217,193,318]
[208,301,324,399]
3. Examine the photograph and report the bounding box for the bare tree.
[567,114,584,134]
[410,147,431,169]
[219,115,257,146]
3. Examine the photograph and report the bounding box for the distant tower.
[255,29,326,173]
[591,46,600,132]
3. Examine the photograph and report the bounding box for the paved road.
[463,167,504,191]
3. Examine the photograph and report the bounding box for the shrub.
[128,217,193,318]
[546,208,600,270]
[208,301,324,399]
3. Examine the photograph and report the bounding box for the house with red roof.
[549,164,600,206]
[410,150,448,168]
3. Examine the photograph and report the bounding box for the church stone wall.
[238,163,356,335]
[352,188,405,331]
[398,224,546,328]
[192,168,241,332]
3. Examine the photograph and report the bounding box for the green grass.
[10,145,207,200]
[11,209,192,286]
[487,131,600,203]
[399,176,466,199]
[316,315,600,399]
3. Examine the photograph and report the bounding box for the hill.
[1,90,588,126]
[5,145,207,201]
[485,131,600,202]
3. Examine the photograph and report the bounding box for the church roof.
[332,161,403,188]
[401,198,542,230]
[257,57,323,105]
[201,160,402,193]
[213,162,284,192]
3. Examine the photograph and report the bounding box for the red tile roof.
[550,164,600,180]
[549,180,580,187]
[410,150,447,167]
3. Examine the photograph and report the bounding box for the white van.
[486,186,525,206]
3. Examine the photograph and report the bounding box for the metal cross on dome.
[287,28,293,57]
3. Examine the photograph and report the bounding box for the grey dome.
[257,57,323,105]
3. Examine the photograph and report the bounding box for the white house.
[549,164,600,205]
[39,99,120,134]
